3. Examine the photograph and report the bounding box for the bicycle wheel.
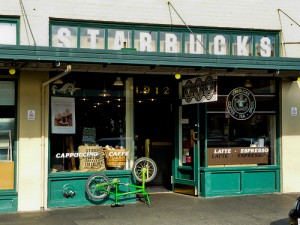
[132,157,157,183]
[85,174,111,200]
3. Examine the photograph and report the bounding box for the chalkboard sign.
[82,127,96,144]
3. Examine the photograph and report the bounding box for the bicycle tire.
[85,174,111,200]
[132,157,157,183]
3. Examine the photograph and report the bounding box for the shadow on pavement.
[270,218,290,225]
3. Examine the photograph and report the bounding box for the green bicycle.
[85,157,157,207]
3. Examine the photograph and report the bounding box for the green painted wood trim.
[0,191,17,197]
[0,191,18,213]
[200,167,280,197]
[49,169,132,178]
[200,165,280,172]
[173,179,195,186]
[0,45,300,70]
[178,166,193,171]
[48,170,135,208]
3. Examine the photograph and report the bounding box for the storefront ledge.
[0,190,17,197]
[48,169,132,178]
[0,191,18,213]
[200,166,280,197]
[178,166,193,171]
[200,165,279,172]
[48,170,135,208]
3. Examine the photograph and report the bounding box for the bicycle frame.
[97,168,151,207]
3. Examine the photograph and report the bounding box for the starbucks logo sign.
[226,87,256,120]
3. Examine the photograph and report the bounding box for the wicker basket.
[103,149,128,170]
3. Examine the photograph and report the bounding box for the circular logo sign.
[226,87,256,120]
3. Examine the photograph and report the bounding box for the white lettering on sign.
[114,31,126,50]
[189,34,204,54]
[213,149,231,154]
[140,32,152,51]
[165,33,177,53]
[237,36,249,56]
[57,28,71,48]
[240,148,269,153]
[55,151,105,158]
[51,25,276,57]
[214,35,226,55]
[87,29,99,49]
[259,37,271,57]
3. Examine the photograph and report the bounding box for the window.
[206,77,277,166]
[49,74,134,172]
[0,20,18,45]
[51,25,78,48]
[134,30,158,52]
[0,80,16,190]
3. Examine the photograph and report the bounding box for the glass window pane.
[51,25,78,48]
[255,35,275,57]
[0,23,16,45]
[134,30,157,52]
[209,34,229,55]
[185,33,207,54]
[232,35,253,56]
[0,81,15,105]
[80,27,105,49]
[206,77,277,167]
[49,75,134,172]
[207,113,276,165]
[108,29,132,50]
[160,32,182,53]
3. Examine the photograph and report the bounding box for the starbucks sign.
[226,87,256,120]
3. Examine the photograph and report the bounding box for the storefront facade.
[0,0,300,212]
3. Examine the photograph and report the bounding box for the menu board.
[82,127,96,144]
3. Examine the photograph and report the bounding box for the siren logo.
[182,75,217,105]
[226,87,256,120]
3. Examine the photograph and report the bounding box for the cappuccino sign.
[226,87,256,120]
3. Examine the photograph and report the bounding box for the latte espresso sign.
[208,147,269,165]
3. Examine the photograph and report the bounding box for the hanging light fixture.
[244,79,252,88]
[53,79,63,84]
[9,68,16,75]
[9,60,16,75]
[175,73,181,80]
[99,79,111,97]
[99,89,111,97]
[113,77,123,86]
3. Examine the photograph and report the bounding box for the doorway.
[134,76,175,191]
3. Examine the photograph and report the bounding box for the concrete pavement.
[0,192,298,225]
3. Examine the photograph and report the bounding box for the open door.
[172,103,200,196]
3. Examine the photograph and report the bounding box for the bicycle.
[85,157,157,207]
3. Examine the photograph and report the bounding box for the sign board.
[78,146,105,171]
[208,147,269,165]
[82,127,96,144]
[51,97,76,134]
[182,75,218,105]
[226,87,256,120]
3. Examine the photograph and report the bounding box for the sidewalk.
[0,192,298,225]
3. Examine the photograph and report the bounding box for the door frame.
[172,103,201,196]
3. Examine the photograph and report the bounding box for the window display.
[206,77,277,166]
[0,81,16,190]
[49,74,133,172]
